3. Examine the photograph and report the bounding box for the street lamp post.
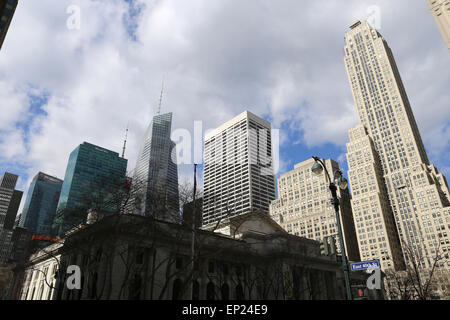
[311,156,352,300]
[189,163,197,300]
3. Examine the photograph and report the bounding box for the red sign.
[31,234,61,242]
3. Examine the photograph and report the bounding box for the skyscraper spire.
[157,80,164,115]
[122,122,129,158]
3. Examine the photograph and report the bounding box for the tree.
[384,240,450,300]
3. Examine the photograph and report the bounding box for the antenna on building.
[157,79,164,115]
[122,122,129,158]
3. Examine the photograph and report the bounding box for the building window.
[235,284,244,300]
[192,280,200,300]
[172,279,182,300]
[206,282,215,300]
[221,283,230,300]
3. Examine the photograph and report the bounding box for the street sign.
[350,260,380,271]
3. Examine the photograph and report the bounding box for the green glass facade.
[54,142,128,236]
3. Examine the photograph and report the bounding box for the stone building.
[16,211,376,300]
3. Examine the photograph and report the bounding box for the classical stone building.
[16,211,377,300]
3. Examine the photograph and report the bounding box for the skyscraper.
[0,0,18,51]
[346,125,405,271]
[19,172,63,237]
[53,142,128,236]
[0,172,23,262]
[270,158,360,262]
[128,112,179,219]
[426,0,450,51]
[203,111,276,227]
[344,21,450,271]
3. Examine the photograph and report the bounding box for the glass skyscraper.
[53,142,128,236]
[19,172,63,237]
[128,112,179,220]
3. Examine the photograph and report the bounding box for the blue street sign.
[350,260,380,271]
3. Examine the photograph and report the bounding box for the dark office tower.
[53,142,128,236]
[19,172,63,237]
[128,113,179,220]
[0,0,18,50]
[0,172,23,262]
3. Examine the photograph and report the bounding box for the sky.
[0,0,449,213]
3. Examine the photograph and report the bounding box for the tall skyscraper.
[203,111,276,227]
[0,172,23,262]
[0,0,18,51]
[53,142,128,236]
[270,158,360,262]
[344,21,450,271]
[426,0,450,51]
[19,172,63,237]
[346,125,405,270]
[128,112,179,219]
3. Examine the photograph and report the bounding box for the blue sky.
[0,0,449,212]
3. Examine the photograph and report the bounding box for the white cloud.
[0,0,448,212]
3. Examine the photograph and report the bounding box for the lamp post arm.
[312,156,332,184]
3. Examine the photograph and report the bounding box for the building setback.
[203,111,276,228]
[0,0,18,51]
[270,158,360,262]
[127,112,179,220]
[0,172,23,263]
[346,126,405,271]
[344,22,450,276]
[53,142,128,236]
[426,0,450,51]
[19,172,63,237]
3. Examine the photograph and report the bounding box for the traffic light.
[320,238,329,256]
[329,236,337,255]
[351,286,368,300]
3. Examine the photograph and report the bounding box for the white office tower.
[203,111,276,228]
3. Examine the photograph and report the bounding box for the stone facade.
[16,212,375,300]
